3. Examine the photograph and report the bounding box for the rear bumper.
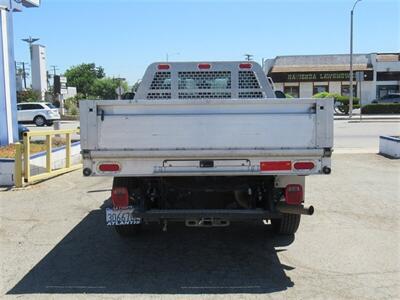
[130,209,281,221]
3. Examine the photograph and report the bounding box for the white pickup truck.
[80,61,333,237]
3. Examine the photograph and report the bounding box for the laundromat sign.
[270,70,373,82]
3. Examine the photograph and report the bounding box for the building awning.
[376,54,399,62]
[271,64,372,73]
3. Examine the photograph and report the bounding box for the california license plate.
[105,208,141,226]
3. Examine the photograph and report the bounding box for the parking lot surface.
[1,153,399,299]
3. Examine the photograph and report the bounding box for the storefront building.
[263,53,400,104]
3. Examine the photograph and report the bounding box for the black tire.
[272,214,301,235]
[46,121,54,126]
[112,177,142,237]
[34,115,46,127]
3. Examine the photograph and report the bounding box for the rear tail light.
[285,184,303,205]
[157,64,170,70]
[294,162,315,170]
[112,187,129,208]
[198,63,211,69]
[99,163,120,172]
[239,63,252,69]
[260,161,291,171]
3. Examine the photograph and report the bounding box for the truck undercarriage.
[109,175,313,236]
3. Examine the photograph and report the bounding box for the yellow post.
[66,133,71,168]
[46,134,52,173]
[23,133,30,183]
[14,142,23,188]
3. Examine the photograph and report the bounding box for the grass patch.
[0,137,71,159]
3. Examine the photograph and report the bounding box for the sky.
[13,0,400,85]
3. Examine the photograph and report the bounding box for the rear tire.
[46,121,54,126]
[272,214,301,235]
[34,115,46,127]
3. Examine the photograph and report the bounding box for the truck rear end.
[80,61,333,237]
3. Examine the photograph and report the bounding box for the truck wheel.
[114,224,141,237]
[272,214,301,235]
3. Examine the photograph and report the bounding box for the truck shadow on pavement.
[8,199,296,295]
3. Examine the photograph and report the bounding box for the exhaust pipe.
[276,203,314,215]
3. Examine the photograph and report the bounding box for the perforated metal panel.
[178,92,231,99]
[135,62,276,100]
[239,71,260,89]
[238,91,264,98]
[178,71,231,89]
[146,92,171,99]
[149,72,171,90]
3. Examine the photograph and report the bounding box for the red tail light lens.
[198,63,211,69]
[99,163,120,172]
[112,187,129,208]
[260,161,292,171]
[294,162,315,170]
[285,184,303,205]
[157,64,170,70]
[239,63,252,69]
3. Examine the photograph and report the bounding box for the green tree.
[17,89,41,103]
[91,78,129,99]
[64,63,105,97]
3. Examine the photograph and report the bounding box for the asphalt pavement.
[1,153,399,299]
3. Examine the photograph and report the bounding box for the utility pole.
[244,54,253,61]
[15,61,29,90]
[22,62,27,89]
[50,65,58,76]
[349,0,362,118]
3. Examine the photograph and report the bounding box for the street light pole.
[349,0,362,118]
[22,36,39,88]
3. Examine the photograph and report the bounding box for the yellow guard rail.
[14,128,81,187]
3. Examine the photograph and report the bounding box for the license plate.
[105,207,141,226]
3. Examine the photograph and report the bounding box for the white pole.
[349,0,362,119]
[349,9,354,118]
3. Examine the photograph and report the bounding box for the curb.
[334,116,400,121]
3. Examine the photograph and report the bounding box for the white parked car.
[17,102,60,127]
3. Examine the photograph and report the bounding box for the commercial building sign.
[269,70,373,82]
[54,75,67,94]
